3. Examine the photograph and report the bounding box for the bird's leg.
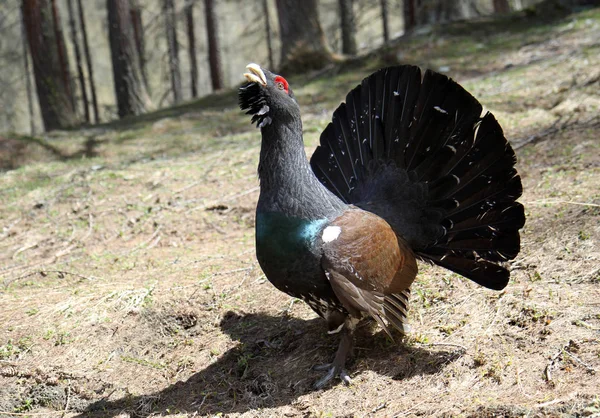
[313,318,357,389]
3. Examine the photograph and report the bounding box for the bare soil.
[1,7,599,418]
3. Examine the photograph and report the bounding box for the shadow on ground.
[78,312,462,416]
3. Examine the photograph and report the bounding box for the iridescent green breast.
[256,212,328,259]
[255,211,345,316]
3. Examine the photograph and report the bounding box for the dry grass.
[1,7,599,418]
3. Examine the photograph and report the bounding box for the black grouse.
[239,63,525,388]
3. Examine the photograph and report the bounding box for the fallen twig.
[580,267,600,283]
[513,113,599,150]
[61,383,71,418]
[523,200,600,208]
[174,181,200,194]
[371,402,387,414]
[513,116,569,150]
[360,401,388,417]
[128,226,162,254]
[80,213,94,242]
[12,241,39,260]
[0,218,21,241]
[517,114,599,150]
[545,345,564,383]
[417,342,468,352]
[191,392,209,411]
[0,413,62,416]
[187,267,254,301]
[544,340,594,383]
[211,266,254,277]
[535,392,576,408]
[279,298,299,315]
[187,186,259,213]
[563,350,596,374]
[573,319,600,330]
[2,270,95,289]
[394,400,428,417]
[203,218,227,235]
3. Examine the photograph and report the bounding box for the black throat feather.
[256,116,346,220]
[238,80,346,220]
[239,82,271,128]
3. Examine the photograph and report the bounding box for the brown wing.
[321,208,417,335]
[325,270,390,335]
[384,290,411,334]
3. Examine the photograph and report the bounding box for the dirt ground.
[1,7,599,418]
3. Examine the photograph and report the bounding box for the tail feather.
[406,74,462,171]
[332,106,359,189]
[317,124,352,201]
[385,67,422,162]
[449,202,525,234]
[437,234,520,259]
[346,84,368,168]
[445,169,522,217]
[310,65,525,291]
[408,71,483,176]
[383,290,411,335]
[312,160,348,204]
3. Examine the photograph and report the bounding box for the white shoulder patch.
[322,226,342,243]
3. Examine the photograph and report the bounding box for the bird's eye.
[274,75,289,94]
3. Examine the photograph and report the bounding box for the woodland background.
[2,0,546,135]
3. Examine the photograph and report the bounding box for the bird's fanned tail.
[310,65,525,291]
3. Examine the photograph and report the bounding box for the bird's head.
[239,63,299,128]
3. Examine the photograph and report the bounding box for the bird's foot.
[312,363,352,389]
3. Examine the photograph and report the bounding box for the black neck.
[257,119,346,219]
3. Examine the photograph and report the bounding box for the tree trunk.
[262,0,275,69]
[403,0,416,32]
[50,0,76,112]
[204,0,223,91]
[415,0,471,26]
[275,0,332,74]
[185,0,198,98]
[77,0,100,123]
[493,0,511,13]
[339,0,357,55]
[66,0,89,123]
[107,0,149,118]
[21,7,36,135]
[380,0,390,43]
[22,0,78,131]
[130,0,149,92]
[164,0,182,103]
[438,1,470,21]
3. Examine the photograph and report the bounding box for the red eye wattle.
[274,76,289,94]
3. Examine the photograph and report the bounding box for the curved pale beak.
[244,63,267,86]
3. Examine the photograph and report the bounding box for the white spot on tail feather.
[434,106,448,114]
[322,226,342,243]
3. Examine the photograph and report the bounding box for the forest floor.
[1,6,599,418]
